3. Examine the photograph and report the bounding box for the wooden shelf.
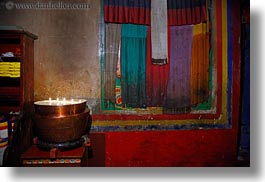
[0,79,20,87]
[0,106,20,114]
[0,57,21,62]
[0,87,20,95]
[0,45,22,53]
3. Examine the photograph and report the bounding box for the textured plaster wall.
[0,0,101,109]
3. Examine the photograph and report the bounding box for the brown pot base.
[36,135,88,151]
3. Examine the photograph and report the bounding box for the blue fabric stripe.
[167,0,206,10]
[90,123,227,132]
[104,0,151,8]
[227,0,233,126]
[0,137,8,143]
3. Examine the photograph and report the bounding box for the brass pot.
[34,109,91,143]
[33,99,91,144]
[34,99,87,116]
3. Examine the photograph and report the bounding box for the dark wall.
[0,0,101,108]
[239,0,250,159]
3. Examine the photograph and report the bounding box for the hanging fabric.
[104,0,151,25]
[164,25,194,113]
[167,0,207,26]
[146,26,169,107]
[151,0,168,65]
[115,42,123,109]
[120,24,147,108]
[103,23,121,106]
[190,23,210,106]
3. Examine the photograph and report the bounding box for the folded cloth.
[1,52,14,57]
[151,0,168,65]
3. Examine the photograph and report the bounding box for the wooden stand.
[20,142,92,167]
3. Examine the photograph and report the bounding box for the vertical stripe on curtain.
[115,46,123,108]
[167,0,207,26]
[103,23,121,106]
[146,26,169,107]
[121,24,148,108]
[104,0,151,25]
[151,0,168,65]
[164,25,194,113]
[190,23,210,106]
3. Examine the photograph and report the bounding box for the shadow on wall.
[0,0,101,102]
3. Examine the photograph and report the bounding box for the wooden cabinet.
[0,27,37,166]
[0,27,37,113]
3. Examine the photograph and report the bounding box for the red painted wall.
[103,129,238,167]
[87,0,242,167]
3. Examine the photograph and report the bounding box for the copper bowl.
[33,99,91,144]
[34,99,87,116]
[34,109,91,143]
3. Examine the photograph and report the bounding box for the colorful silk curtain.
[151,0,168,65]
[190,23,210,106]
[164,25,194,113]
[103,0,211,111]
[146,26,169,107]
[103,23,121,106]
[104,0,151,25]
[120,24,148,108]
[167,0,207,26]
